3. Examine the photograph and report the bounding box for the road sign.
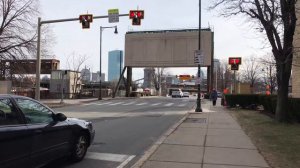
[179,75,191,80]
[108,9,119,23]
[194,50,204,65]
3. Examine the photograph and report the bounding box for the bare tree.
[151,67,166,95]
[210,0,297,122]
[0,0,55,80]
[0,0,38,60]
[66,53,88,97]
[260,53,278,94]
[219,60,233,91]
[240,56,261,93]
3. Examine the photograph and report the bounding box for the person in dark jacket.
[210,88,218,106]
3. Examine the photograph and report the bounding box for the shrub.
[259,95,277,114]
[225,94,300,122]
[288,98,300,122]
[224,94,259,109]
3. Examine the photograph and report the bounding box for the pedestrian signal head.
[79,14,93,29]
[129,10,144,25]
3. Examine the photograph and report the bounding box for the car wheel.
[71,134,88,162]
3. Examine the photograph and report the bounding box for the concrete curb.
[131,107,195,168]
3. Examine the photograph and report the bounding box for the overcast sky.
[39,0,269,80]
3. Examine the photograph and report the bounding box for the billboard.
[125,29,213,67]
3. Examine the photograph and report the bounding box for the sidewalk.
[134,100,270,168]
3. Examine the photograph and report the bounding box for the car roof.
[0,94,33,100]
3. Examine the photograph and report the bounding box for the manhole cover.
[184,118,206,123]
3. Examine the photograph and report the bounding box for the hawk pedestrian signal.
[129,10,144,25]
[228,57,242,65]
[228,57,242,71]
[231,64,239,70]
[79,14,93,29]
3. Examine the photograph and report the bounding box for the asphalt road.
[45,96,196,168]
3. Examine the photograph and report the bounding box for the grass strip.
[229,109,300,168]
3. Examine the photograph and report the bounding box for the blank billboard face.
[125,30,213,67]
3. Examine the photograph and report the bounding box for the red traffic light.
[228,57,242,65]
[129,10,144,25]
[129,10,144,19]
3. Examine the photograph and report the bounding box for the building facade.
[108,50,123,81]
[81,68,91,83]
[293,1,300,98]
[50,70,82,99]
[91,71,105,82]
[143,68,154,88]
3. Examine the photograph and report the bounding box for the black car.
[0,95,95,168]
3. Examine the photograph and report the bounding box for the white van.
[171,89,183,98]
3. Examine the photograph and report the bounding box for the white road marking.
[122,101,136,105]
[177,103,187,107]
[164,103,174,107]
[85,152,135,163]
[108,102,125,106]
[82,103,97,106]
[116,155,135,168]
[136,102,148,106]
[82,102,112,106]
[150,103,161,106]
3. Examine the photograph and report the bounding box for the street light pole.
[269,64,273,94]
[195,0,203,112]
[99,26,118,100]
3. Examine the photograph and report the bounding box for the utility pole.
[233,70,236,94]
[195,0,203,112]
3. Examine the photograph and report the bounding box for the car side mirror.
[54,113,67,122]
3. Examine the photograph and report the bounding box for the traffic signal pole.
[35,14,129,100]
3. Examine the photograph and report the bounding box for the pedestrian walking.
[210,88,218,106]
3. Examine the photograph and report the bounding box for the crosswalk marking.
[164,103,174,107]
[97,102,113,105]
[84,101,189,107]
[151,103,162,106]
[136,102,148,106]
[108,102,124,106]
[122,101,136,105]
[178,103,187,107]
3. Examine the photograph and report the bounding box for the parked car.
[171,89,183,98]
[0,95,95,168]
[183,92,190,97]
[217,91,222,98]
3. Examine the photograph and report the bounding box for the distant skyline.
[39,0,269,80]
[108,50,123,81]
